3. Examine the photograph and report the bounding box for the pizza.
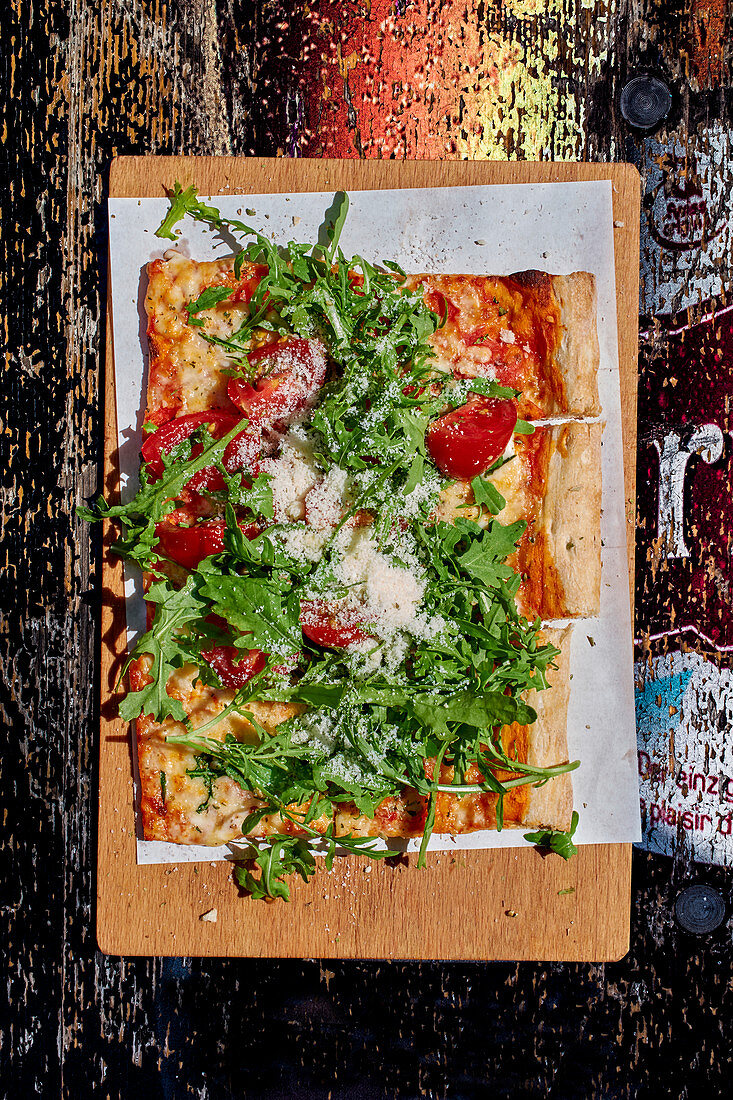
[93,187,601,897]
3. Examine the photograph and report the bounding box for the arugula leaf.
[323,191,349,263]
[216,470,274,518]
[234,836,317,900]
[524,810,580,860]
[454,519,526,587]
[514,419,535,435]
[470,475,506,516]
[155,183,226,240]
[197,571,302,657]
[186,286,235,326]
[410,690,529,737]
[119,577,205,722]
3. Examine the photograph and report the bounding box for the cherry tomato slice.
[141,412,261,492]
[229,263,269,304]
[201,645,267,689]
[227,338,327,426]
[299,598,372,649]
[155,519,260,570]
[426,397,518,479]
[424,288,460,324]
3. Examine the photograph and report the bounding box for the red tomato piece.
[141,412,261,492]
[229,263,269,304]
[227,338,327,426]
[155,519,259,570]
[299,598,372,649]
[220,427,262,480]
[201,645,267,689]
[426,397,518,479]
[425,288,460,324]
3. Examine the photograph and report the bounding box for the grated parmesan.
[305,466,349,529]
[261,429,320,521]
[330,527,444,655]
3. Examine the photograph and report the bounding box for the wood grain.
[98,156,639,960]
[6,1,732,1093]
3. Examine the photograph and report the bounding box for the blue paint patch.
[635,671,693,736]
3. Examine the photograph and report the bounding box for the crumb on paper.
[199,908,218,923]
[587,635,596,647]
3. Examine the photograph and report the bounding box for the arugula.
[234,822,392,901]
[119,577,206,722]
[187,286,236,326]
[82,186,583,901]
[470,475,506,516]
[78,419,247,534]
[197,570,302,658]
[524,810,580,860]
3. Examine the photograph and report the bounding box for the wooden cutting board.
[98,157,639,959]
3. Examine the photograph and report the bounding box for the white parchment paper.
[107,182,641,864]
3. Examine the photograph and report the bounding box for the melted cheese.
[145,252,270,420]
[138,662,306,845]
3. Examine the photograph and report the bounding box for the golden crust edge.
[542,421,603,618]
[551,271,602,417]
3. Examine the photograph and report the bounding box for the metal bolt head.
[674,885,726,935]
[620,75,672,131]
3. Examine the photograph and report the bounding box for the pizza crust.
[437,423,603,622]
[517,421,603,620]
[551,272,602,418]
[522,625,575,831]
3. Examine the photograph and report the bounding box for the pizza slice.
[405,271,601,420]
[146,257,600,428]
[436,421,603,620]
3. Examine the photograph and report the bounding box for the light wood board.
[98,157,639,959]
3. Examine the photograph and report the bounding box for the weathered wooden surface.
[2,0,731,1096]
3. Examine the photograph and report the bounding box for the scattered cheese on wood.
[199,908,218,922]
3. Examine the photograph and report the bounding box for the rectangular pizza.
[94,187,601,897]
